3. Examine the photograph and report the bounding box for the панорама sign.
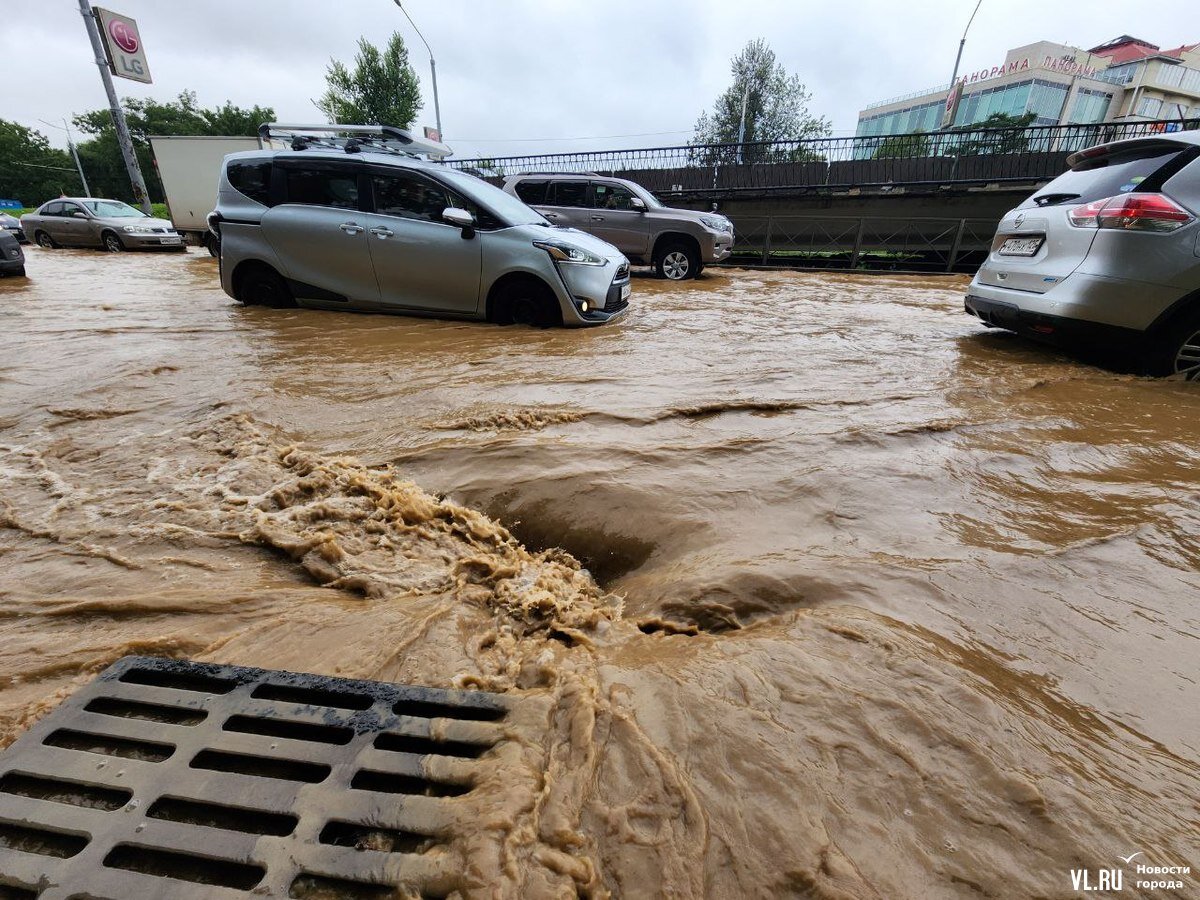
[94,7,152,84]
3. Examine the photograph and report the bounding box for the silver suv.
[210,125,631,327]
[966,130,1200,376]
[502,174,733,280]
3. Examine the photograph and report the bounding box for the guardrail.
[450,118,1198,197]
[720,215,1000,274]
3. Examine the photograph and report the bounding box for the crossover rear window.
[226,161,273,206]
[1021,146,1189,208]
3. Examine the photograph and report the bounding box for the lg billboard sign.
[94,7,152,84]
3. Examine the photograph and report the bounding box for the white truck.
[149,135,261,255]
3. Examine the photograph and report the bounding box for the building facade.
[856,36,1200,139]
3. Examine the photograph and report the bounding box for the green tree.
[315,33,422,127]
[947,111,1038,156]
[71,91,273,202]
[0,120,79,205]
[692,39,830,164]
[873,132,931,159]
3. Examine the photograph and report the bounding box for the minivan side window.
[372,172,449,222]
[552,181,589,208]
[283,167,360,210]
[514,181,547,204]
[227,161,273,205]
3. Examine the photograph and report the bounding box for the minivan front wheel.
[655,241,699,280]
[492,278,561,328]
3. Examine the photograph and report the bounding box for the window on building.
[1095,62,1139,85]
[1069,88,1113,124]
[1156,65,1200,93]
[1137,97,1164,118]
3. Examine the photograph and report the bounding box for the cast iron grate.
[0,656,514,899]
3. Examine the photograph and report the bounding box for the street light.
[393,0,442,142]
[947,0,984,93]
[38,117,92,196]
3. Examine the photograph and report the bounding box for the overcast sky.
[2,0,1194,160]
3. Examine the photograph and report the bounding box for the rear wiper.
[1034,192,1081,207]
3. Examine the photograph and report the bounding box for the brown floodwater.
[0,247,1197,898]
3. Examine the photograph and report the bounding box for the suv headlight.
[533,240,605,266]
[122,225,154,234]
[700,215,732,233]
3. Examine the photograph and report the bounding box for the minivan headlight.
[533,240,605,266]
[700,215,731,232]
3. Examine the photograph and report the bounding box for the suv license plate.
[998,237,1043,257]
[621,283,631,301]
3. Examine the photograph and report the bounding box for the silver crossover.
[966,130,1200,377]
[20,199,183,252]
[503,174,733,280]
[210,125,631,327]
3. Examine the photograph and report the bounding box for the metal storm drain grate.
[0,656,515,899]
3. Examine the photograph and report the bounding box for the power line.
[455,128,695,143]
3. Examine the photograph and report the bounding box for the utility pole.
[38,118,92,196]
[77,0,151,212]
[736,79,750,165]
[394,0,442,141]
[947,0,984,97]
[63,119,91,197]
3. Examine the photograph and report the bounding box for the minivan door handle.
[368,226,394,238]
[339,222,365,234]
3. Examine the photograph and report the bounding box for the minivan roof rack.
[257,123,453,159]
[513,171,603,178]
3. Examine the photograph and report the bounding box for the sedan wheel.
[35,231,56,249]
[102,232,124,253]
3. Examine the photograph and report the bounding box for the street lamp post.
[393,0,442,141]
[947,0,984,91]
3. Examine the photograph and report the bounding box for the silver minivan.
[966,130,1200,376]
[210,125,631,327]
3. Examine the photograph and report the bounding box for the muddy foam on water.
[0,249,1196,897]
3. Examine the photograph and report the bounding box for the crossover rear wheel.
[1145,306,1200,380]
[655,240,699,280]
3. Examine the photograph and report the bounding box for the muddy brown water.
[0,247,1197,898]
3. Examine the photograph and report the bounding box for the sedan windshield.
[436,168,548,227]
[83,200,146,218]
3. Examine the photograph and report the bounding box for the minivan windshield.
[437,168,549,227]
[83,200,147,218]
[1021,145,1187,209]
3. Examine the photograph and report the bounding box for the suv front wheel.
[655,240,699,281]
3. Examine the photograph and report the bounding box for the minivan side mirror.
[630,197,646,212]
[442,207,475,236]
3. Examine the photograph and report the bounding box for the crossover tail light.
[1068,193,1194,232]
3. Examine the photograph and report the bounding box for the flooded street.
[1,247,1197,897]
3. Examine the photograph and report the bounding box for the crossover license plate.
[621,283,631,301]
[998,236,1043,257]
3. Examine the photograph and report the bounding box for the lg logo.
[107,18,138,54]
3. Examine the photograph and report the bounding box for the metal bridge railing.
[449,119,1198,196]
